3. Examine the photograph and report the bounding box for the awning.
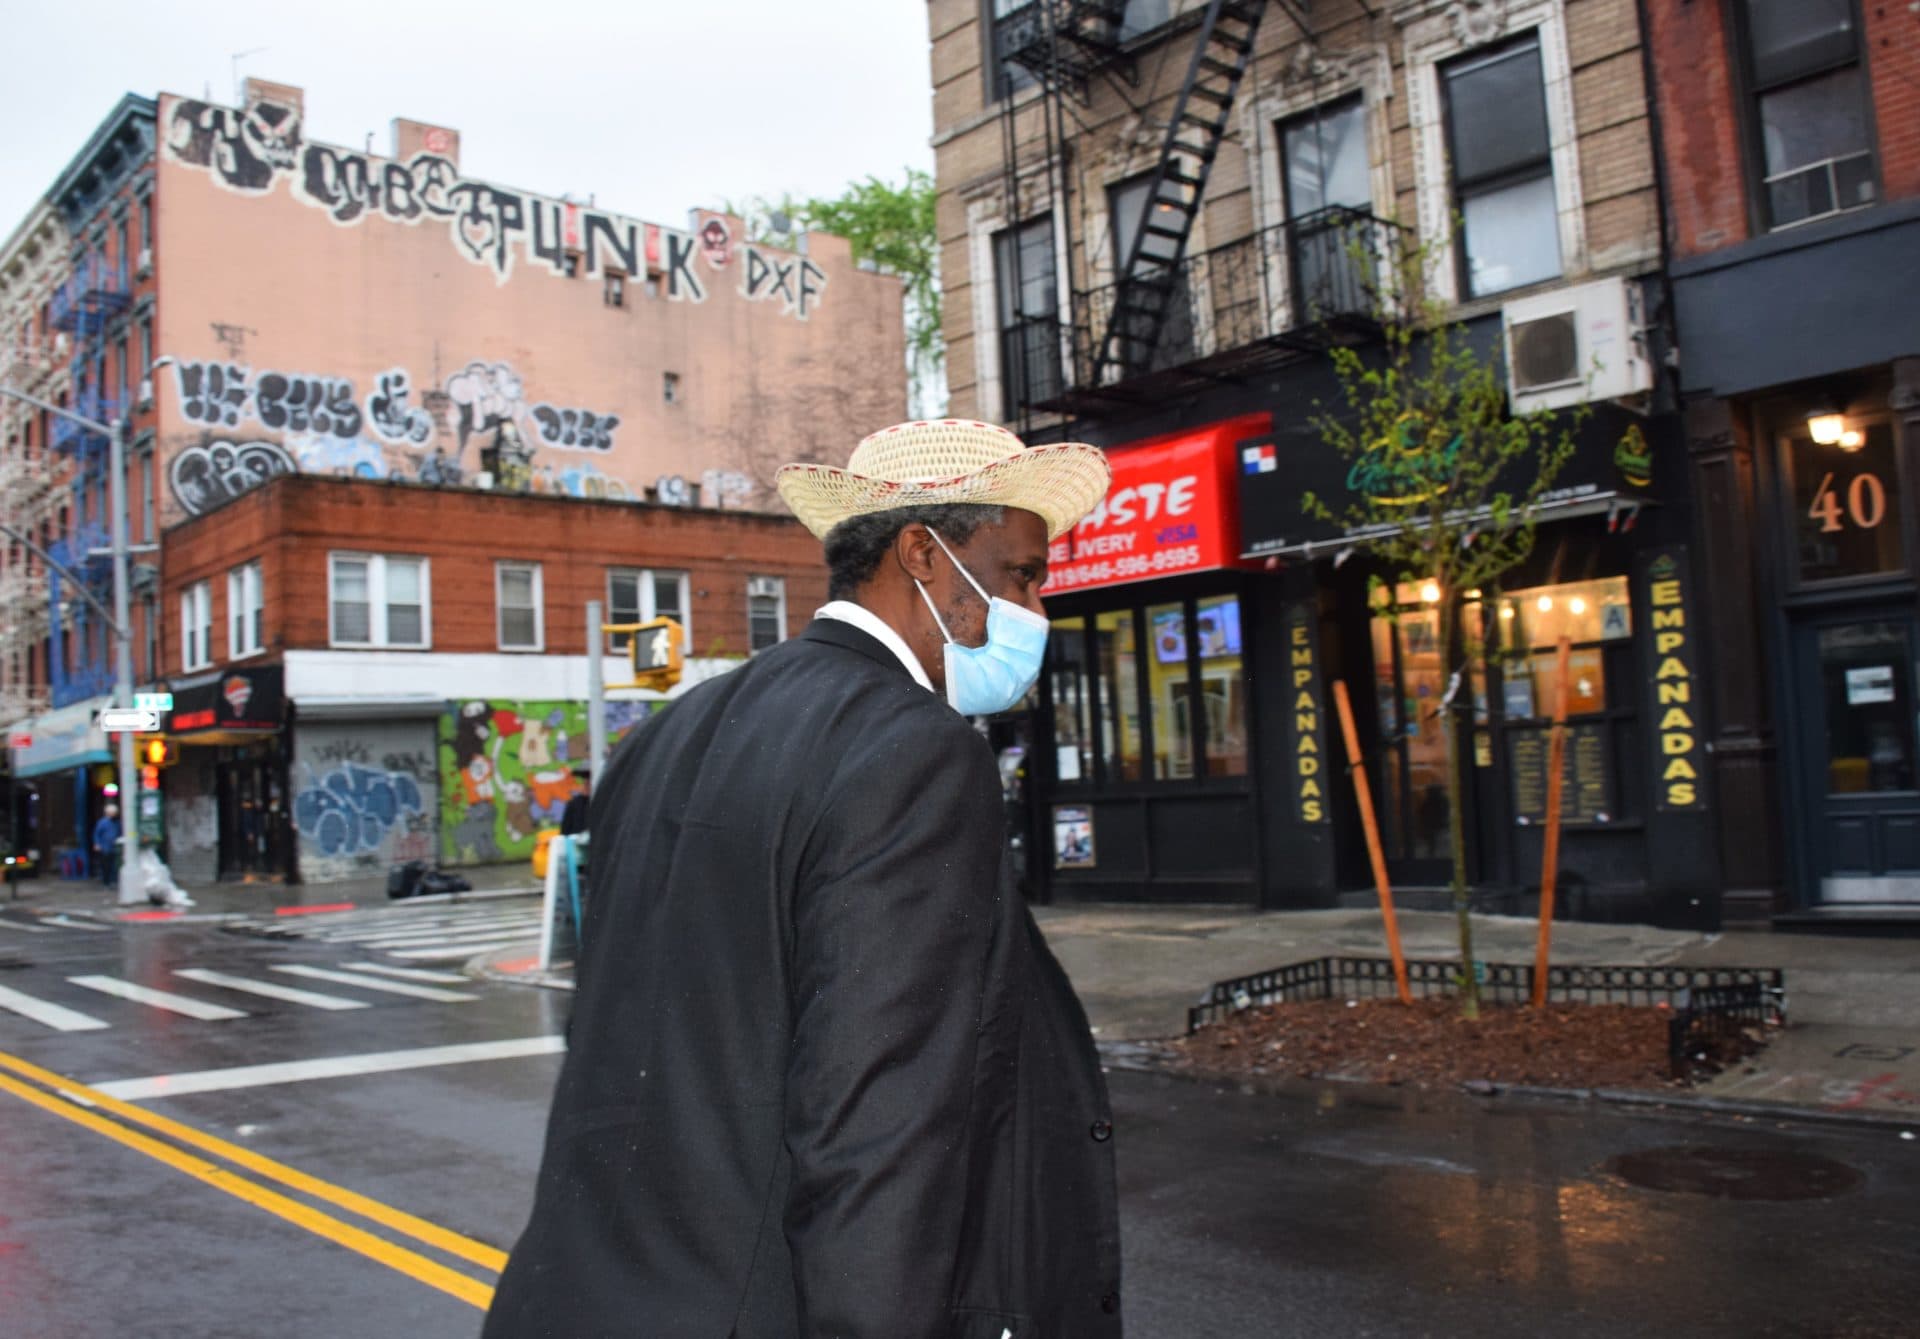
[8,696,112,778]
[1250,489,1655,560]
[291,696,447,721]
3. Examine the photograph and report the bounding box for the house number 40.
[1809,471,1887,533]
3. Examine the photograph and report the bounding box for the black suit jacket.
[485,619,1121,1338]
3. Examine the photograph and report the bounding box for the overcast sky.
[0,0,934,238]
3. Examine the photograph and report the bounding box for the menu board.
[1509,723,1612,825]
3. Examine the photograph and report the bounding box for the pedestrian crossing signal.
[605,616,683,691]
[142,737,178,767]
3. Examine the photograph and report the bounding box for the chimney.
[392,118,461,167]
[241,77,304,121]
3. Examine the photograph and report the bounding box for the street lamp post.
[0,385,142,905]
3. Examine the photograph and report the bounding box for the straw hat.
[775,419,1110,542]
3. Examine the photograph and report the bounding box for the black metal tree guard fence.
[1187,957,1787,1080]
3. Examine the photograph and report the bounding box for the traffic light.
[142,737,178,767]
[605,617,683,692]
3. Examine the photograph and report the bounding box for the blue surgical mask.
[914,528,1050,716]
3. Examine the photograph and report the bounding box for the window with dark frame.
[606,568,691,653]
[1441,32,1562,298]
[988,0,1040,102]
[992,214,1061,418]
[1736,0,1876,230]
[1280,95,1374,314]
[604,271,626,307]
[748,577,786,653]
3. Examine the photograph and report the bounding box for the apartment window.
[117,218,130,275]
[142,591,158,683]
[138,450,153,542]
[748,577,787,652]
[988,0,1039,101]
[1281,96,1375,312]
[1107,172,1183,278]
[329,554,429,648]
[993,214,1061,417]
[606,568,691,652]
[563,252,580,278]
[1442,33,1561,298]
[180,581,212,671]
[604,271,626,308]
[228,561,263,658]
[138,317,152,377]
[116,340,128,407]
[1737,0,1875,229]
[139,196,152,252]
[663,371,680,404]
[497,561,544,651]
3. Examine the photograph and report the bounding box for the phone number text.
[1045,544,1204,591]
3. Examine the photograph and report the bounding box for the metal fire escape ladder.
[1005,1,1133,101]
[1090,0,1267,389]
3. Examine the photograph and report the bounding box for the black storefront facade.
[1023,298,1723,928]
[161,663,293,884]
[1672,200,1920,923]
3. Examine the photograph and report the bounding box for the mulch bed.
[1161,996,1769,1092]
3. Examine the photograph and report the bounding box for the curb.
[468,941,575,993]
[1099,1045,1920,1135]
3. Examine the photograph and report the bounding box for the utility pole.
[0,386,142,904]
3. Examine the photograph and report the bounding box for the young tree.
[1303,240,1589,1019]
[725,169,945,417]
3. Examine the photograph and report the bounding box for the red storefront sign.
[1042,412,1271,594]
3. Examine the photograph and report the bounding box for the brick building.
[2,78,903,886]
[1644,0,1920,920]
[930,2,1714,921]
[155,474,826,885]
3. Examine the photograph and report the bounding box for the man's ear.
[893,523,941,583]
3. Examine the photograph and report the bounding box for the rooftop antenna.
[230,47,270,103]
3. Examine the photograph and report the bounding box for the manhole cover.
[1605,1145,1862,1201]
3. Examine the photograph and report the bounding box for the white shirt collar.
[815,600,935,692]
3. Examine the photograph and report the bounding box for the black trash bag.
[387,859,430,900]
[416,869,473,895]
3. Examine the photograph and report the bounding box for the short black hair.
[823,504,1006,600]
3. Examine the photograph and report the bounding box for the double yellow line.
[0,1048,508,1310]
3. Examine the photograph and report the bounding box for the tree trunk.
[1440,598,1481,1019]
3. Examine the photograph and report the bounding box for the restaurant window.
[1786,418,1903,585]
[993,214,1061,417]
[1049,593,1248,787]
[1441,32,1561,297]
[1281,95,1374,313]
[1736,0,1875,230]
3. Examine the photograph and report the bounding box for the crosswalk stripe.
[0,982,111,1031]
[272,965,478,1003]
[0,918,52,934]
[317,916,540,945]
[383,937,533,961]
[43,915,113,932]
[68,975,249,1021]
[346,927,540,952]
[173,969,371,1011]
[338,962,471,984]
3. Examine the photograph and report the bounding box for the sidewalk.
[1,860,540,922]
[474,900,1919,1125]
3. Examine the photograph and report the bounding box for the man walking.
[485,421,1121,1338]
[92,804,121,889]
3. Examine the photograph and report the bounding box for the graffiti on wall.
[437,699,654,866]
[164,355,637,516]
[169,439,299,517]
[164,96,825,315]
[293,729,438,882]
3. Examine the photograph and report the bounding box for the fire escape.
[43,253,130,708]
[994,0,1401,424]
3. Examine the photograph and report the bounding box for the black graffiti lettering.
[412,156,459,217]
[381,160,422,222]
[175,361,250,428]
[301,144,379,223]
[530,404,618,453]
[447,182,526,278]
[256,372,362,439]
[744,247,828,319]
[795,258,827,320]
[167,99,300,193]
[528,200,567,273]
[168,440,297,517]
[664,230,705,302]
[585,214,638,280]
[367,368,433,445]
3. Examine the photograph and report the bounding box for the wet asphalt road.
[2,905,1917,1337]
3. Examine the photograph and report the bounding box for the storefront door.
[1369,603,1456,883]
[1796,614,1920,904]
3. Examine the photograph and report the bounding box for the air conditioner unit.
[136,247,153,279]
[1501,275,1651,415]
[746,576,782,600]
[137,377,153,411]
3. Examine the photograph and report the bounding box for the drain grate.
[1605,1145,1863,1201]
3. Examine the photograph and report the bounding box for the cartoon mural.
[163,95,826,315]
[437,699,655,866]
[292,723,439,883]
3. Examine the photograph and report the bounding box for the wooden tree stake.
[1532,635,1573,1007]
[1332,678,1413,1005]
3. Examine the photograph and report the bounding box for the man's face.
[927,508,1051,648]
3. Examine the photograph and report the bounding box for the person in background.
[92,804,121,888]
[558,767,591,837]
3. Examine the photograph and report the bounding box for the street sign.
[98,707,161,734]
[134,692,174,712]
